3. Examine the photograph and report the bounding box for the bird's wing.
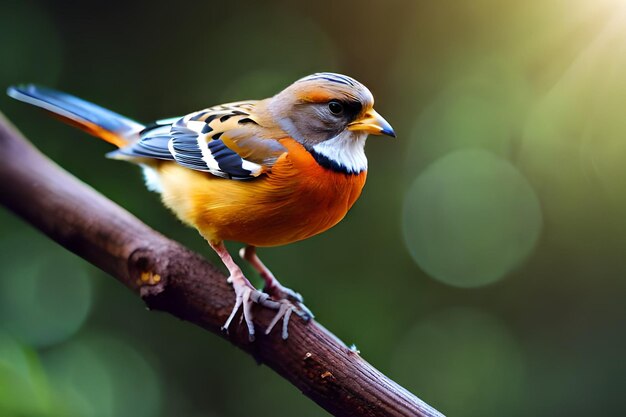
[108,101,287,180]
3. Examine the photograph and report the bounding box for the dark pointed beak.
[348,109,395,137]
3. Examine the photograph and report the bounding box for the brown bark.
[0,113,444,417]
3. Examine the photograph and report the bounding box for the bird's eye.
[328,100,344,115]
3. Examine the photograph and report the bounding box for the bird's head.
[269,72,395,147]
[267,72,394,174]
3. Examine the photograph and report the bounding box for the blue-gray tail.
[7,84,144,148]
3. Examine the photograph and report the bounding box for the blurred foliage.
[1,0,626,416]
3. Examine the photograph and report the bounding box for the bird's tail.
[7,84,145,148]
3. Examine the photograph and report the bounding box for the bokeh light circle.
[44,335,162,417]
[406,82,514,173]
[391,308,526,417]
[0,251,93,347]
[403,150,542,287]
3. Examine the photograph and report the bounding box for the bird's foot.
[264,282,314,322]
[222,277,300,341]
[238,245,314,322]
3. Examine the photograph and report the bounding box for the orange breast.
[157,138,367,247]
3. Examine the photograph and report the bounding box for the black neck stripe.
[308,148,362,175]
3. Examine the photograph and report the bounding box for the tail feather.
[7,84,144,148]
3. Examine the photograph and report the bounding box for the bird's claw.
[265,300,295,339]
[293,301,314,322]
[222,278,308,341]
[264,284,314,321]
[283,287,304,303]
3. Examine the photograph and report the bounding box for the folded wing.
[109,102,287,180]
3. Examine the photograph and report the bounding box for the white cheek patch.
[312,131,368,173]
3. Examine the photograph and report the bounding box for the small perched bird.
[7,73,395,340]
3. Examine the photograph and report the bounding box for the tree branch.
[0,113,444,417]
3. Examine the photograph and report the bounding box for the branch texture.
[0,113,444,417]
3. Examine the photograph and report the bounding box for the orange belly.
[157,138,367,247]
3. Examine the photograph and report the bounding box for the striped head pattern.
[268,72,394,174]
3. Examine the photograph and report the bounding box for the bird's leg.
[210,241,296,340]
[240,245,301,301]
[240,245,314,321]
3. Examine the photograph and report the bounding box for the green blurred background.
[2,0,626,416]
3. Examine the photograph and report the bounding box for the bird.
[7,72,395,341]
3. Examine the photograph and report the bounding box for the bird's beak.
[348,109,395,137]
